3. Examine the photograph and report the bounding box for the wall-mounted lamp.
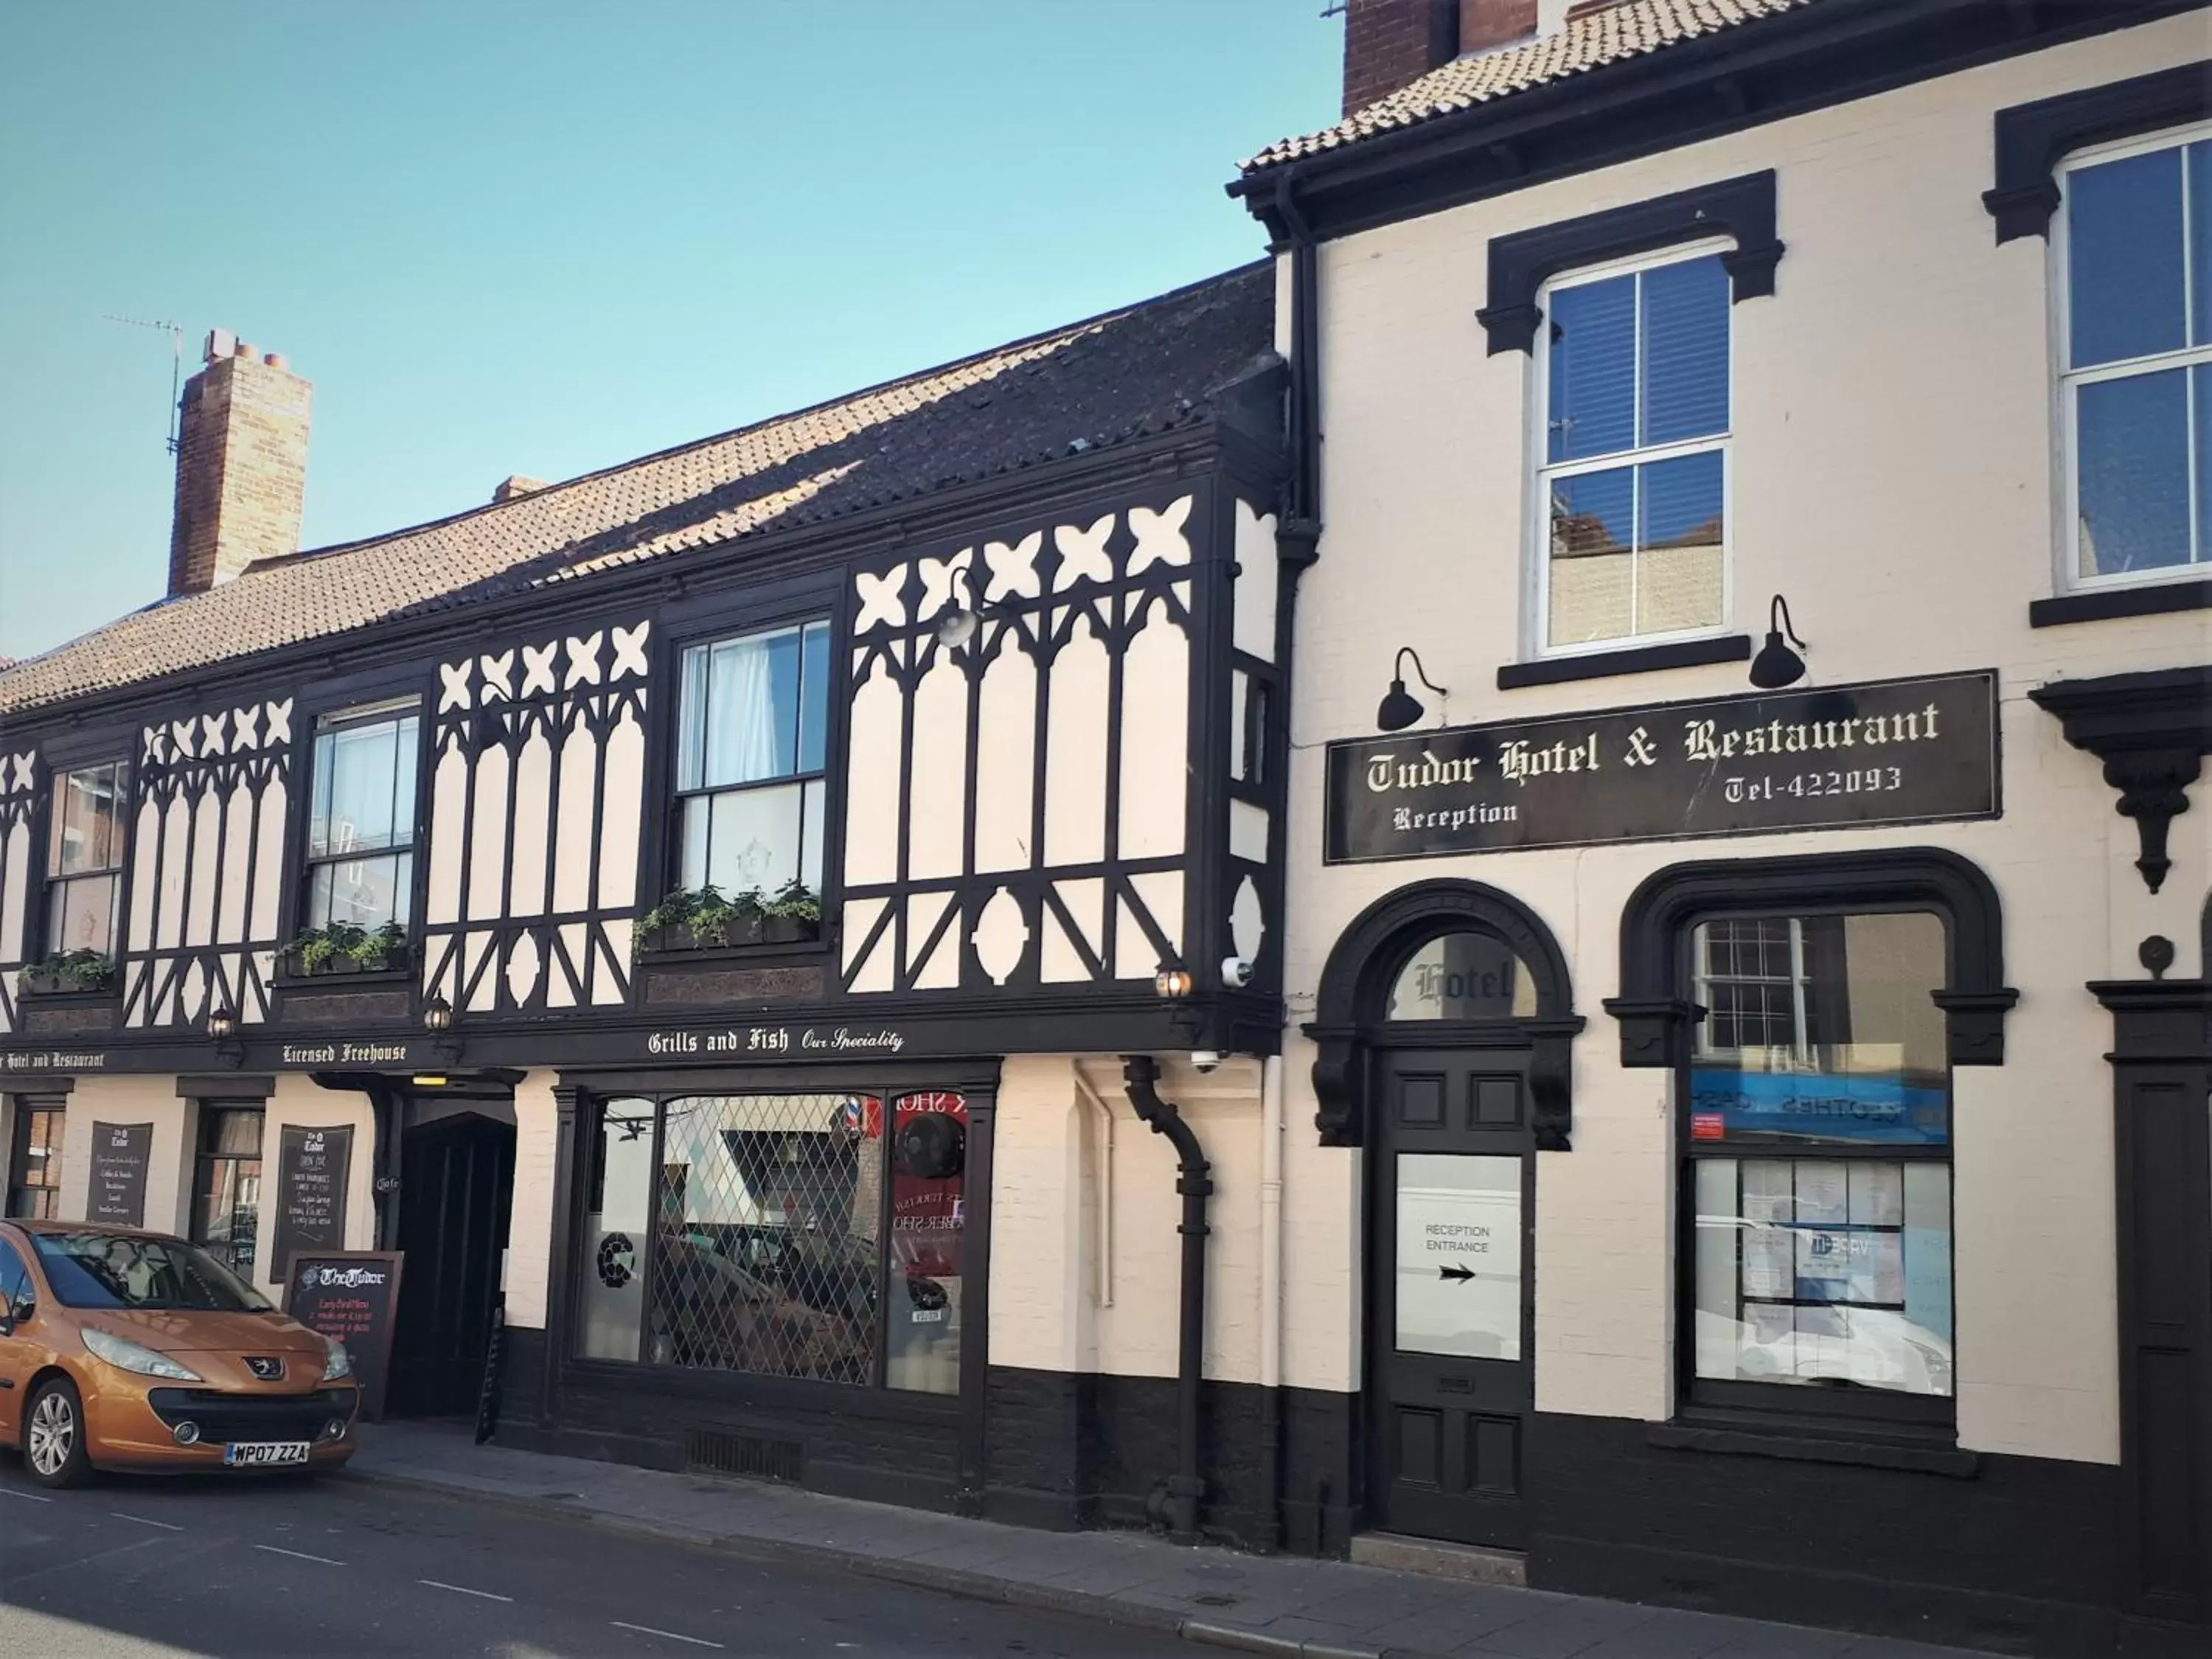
[422,992,462,1065]
[1749,595,1809,689]
[207,1005,243,1067]
[936,566,989,650]
[1377,647,1447,733]
[1154,964,1194,1000]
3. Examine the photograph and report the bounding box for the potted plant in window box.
[15,948,117,998]
[277,921,412,980]
[635,880,821,956]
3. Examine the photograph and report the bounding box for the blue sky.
[0,1,1337,661]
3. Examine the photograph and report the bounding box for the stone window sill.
[2029,577,2212,627]
[1497,633,1750,689]
[1646,1417,1978,1477]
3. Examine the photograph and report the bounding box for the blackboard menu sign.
[1324,671,1999,864]
[269,1125,353,1285]
[88,1121,153,1226]
[283,1251,404,1421]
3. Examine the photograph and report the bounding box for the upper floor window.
[1537,247,1730,653]
[46,761,126,956]
[305,702,420,933]
[674,620,830,903]
[2061,123,2211,588]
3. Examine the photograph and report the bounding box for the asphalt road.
[0,1460,1192,1658]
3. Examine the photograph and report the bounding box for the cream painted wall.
[504,1068,560,1329]
[55,1074,195,1236]
[1276,15,2212,1470]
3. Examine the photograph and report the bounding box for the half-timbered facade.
[0,265,1307,1519]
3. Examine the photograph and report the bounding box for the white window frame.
[302,695,421,936]
[1528,237,1736,659]
[2053,118,2212,594]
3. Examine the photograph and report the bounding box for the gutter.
[1121,1053,1213,1546]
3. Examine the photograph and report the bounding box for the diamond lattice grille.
[648,1093,882,1385]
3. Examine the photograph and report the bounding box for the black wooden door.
[390,1113,515,1419]
[1368,1046,1534,1548]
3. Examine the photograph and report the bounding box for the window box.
[633,884,824,959]
[275,924,414,982]
[15,951,117,998]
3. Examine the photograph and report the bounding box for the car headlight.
[82,1327,203,1382]
[321,1337,352,1382]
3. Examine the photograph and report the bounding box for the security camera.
[1189,1051,1222,1074]
[1220,956,1253,990]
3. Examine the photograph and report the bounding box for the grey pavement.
[343,1421,2003,1659]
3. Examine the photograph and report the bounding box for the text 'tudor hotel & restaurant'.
[1,4,2207,1653]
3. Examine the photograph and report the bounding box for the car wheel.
[24,1377,94,1489]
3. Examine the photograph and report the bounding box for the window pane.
[309,852,408,931]
[698,782,803,896]
[577,1097,655,1362]
[677,644,709,793]
[2191,142,2212,347]
[2077,367,2192,577]
[201,1107,264,1158]
[1640,254,1729,445]
[2197,364,2212,560]
[703,627,801,787]
[1547,464,1635,646]
[800,779,826,897]
[799,620,830,776]
[2068,145,2185,368]
[47,872,118,956]
[886,1092,966,1394]
[315,722,403,855]
[52,764,123,877]
[1693,1155,1952,1397]
[192,1141,262,1282]
[1394,1152,1523,1361]
[1386,932,1537,1019]
[1548,272,1635,462]
[679,796,711,891]
[1634,451,1725,636]
[1691,911,1948,1147]
[649,1094,883,1385]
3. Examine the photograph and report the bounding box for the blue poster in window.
[1689,1068,1947,1145]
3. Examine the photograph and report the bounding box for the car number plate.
[223,1441,310,1467]
[911,1308,946,1324]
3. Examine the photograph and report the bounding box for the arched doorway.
[1309,881,1582,1551]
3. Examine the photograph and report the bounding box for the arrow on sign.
[1437,1264,1474,1282]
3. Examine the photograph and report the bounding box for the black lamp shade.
[1748,632,1806,689]
[1376,679,1425,732]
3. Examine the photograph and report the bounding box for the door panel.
[390,1114,515,1419]
[1368,1047,1534,1548]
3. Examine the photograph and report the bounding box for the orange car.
[0,1220,360,1488]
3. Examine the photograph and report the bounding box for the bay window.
[45,761,126,956]
[1537,247,1730,653]
[2060,122,2212,587]
[672,619,830,905]
[304,701,420,933]
[1685,909,1955,1420]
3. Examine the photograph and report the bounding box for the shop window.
[304,701,420,933]
[2060,122,2212,589]
[1536,248,1729,653]
[190,1105,265,1280]
[1385,931,1538,1020]
[6,1101,65,1219]
[574,1088,967,1394]
[672,620,831,906]
[1685,910,1954,1415]
[45,761,127,956]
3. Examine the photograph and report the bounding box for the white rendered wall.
[504,1068,560,1329]
[1276,15,2212,1469]
[248,1074,378,1289]
[55,1074,193,1236]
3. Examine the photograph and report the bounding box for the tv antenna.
[101,313,187,455]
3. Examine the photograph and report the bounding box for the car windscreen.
[30,1231,274,1312]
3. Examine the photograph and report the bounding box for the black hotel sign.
[1324,672,1997,864]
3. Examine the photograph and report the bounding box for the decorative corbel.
[1603,996,1705,1070]
[2030,668,2212,894]
[1304,1023,1366,1148]
[1525,1019,1585,1152]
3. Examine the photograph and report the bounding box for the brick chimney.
[1342,0,1458,116]
[1461,0,1542,55]
[167,330,312,596]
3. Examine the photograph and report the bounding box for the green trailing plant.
[636,880,820,956]
[17,948,116,995]
[281,920,409,975]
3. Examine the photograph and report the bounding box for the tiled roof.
[0,265,1273,719]
[1240,0,1812,174]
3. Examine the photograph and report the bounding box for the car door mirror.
[0,1295,27,1335]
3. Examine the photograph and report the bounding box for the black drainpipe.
[1121,1054,1212,1546]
